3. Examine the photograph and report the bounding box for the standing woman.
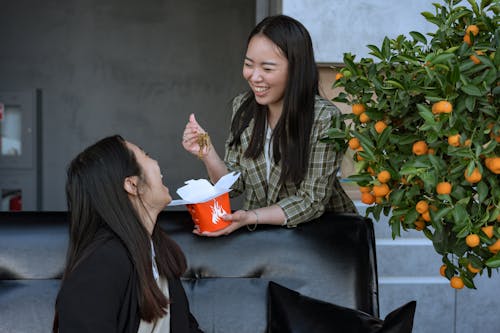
[53,135,202,333]
[182,15,356,236]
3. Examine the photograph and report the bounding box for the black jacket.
[56,231,202,333]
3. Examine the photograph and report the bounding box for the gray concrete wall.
[0,0,254,210]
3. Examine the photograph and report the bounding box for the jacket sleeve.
[276,100,354,226]
[224,93,249,196]
[56,240,134,333]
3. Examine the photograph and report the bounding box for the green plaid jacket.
[224,93,357,227]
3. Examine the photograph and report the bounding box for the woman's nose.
[250,69,263,82]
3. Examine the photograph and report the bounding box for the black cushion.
[267,281,416,333]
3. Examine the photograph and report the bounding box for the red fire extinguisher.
[9,194,22,211]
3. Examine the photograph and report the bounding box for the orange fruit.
[372,183,390,197]
[482,225,494,239]
[421,210,431,222]
[463,34,472,45]
[374,121,388,134]
[470,54,481,64]
[467,262,481,274]
[348,137,361,150]
[450,276,465,289]
[439,264,447,277]
[485,157,500,174]
[427,148,436,155]
[436,182,452,195]
[448,134,461,147]
[464,139,471,147]
[414,220,426,231]
[465,234,480,247]
[432,100,453,114]
[416,200,429,214]
[466,25,479,36]
[359,186,371,193]
[361,192,376,205]
[352,104,366,116]
[377,170,391,183]
[412,141,428,155]
[470,50,484,64]
[488,239,500,254]
[356,152,364,161]
[359,112,370,123]
[464,167,482,183]
[335,73,344,80]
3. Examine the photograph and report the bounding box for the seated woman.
[53,135,203,333]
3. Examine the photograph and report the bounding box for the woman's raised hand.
[182,114,211,159]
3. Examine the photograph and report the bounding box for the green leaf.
[477,181,489,203]
[366,45,384,60]
[465,95,476,112]
[456,225,470,239]
[377,126,392,148]
[449,63,460,84]
[409,31,427,44]
[346,174,373,184]
[417,104,436,123]
[486,254,500,268]
[479,140,497,155]
[382,37,391,59]
[389,189,405,207]
[480,0,493,10]
[325,128,347,139]
[453,205,470,227]
[466,160,475,176]
[421,11,435,20]
[433,207,453,222]
[444,46,460,53]
[343,54,358,76]
[459,61,476,72]
[430,53,455,64]
[385,79,405,90]
[395,55,421,66]
[461,84,483,96]
[461,274,476,289]
[390,217,402,238]
[467,0,480,15]
[352,131,375,151]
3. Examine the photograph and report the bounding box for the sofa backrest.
[0,211,379,333]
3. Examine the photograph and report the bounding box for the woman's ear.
[124,176,139,195]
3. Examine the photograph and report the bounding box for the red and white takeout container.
[169,172,240,232]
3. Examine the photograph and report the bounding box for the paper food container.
[169,172,240,232]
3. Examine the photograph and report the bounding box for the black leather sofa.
[0,211,379,333]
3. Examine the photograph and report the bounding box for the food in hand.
[197,133,210,158]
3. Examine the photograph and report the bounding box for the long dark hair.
[230,15,318,185]
[53,135,186,331]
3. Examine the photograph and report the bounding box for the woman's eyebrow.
[262,61,277,66]
[245,56,277,66]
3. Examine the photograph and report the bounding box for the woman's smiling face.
[242,34,289,112]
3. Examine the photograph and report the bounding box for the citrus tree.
[326,0,500,289]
